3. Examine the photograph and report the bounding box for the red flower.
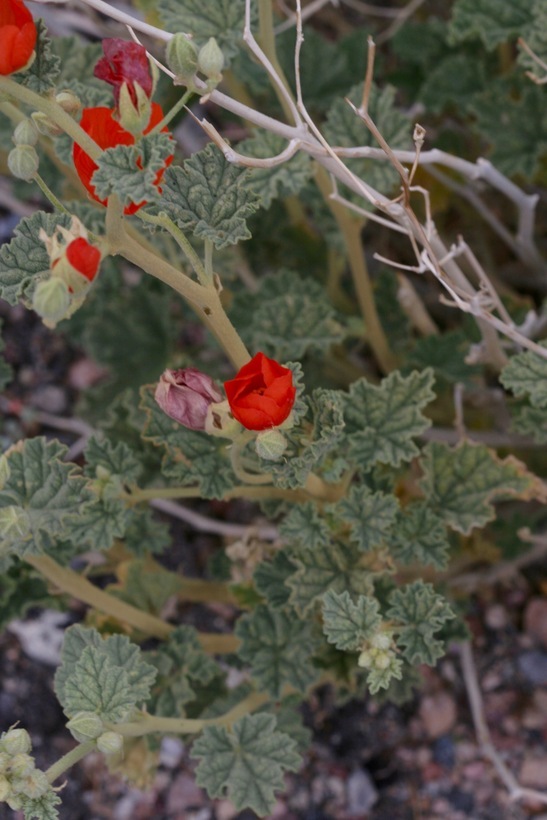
[224,353,296,431]
[72,104,172,215]
[64,237,101,282]
[0,0,37,76]
[94,38,153,107]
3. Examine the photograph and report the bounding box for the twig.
[375,0,428,45]
[517,38,547,85]
[150,498,279,540]
[449,528,547,591]
[275,0,336,34]
[460,640,547,806]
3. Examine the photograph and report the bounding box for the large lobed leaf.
[321,589,381,652]
[332,486,399,552]
[448,0,534,50]
[158,0,248,61]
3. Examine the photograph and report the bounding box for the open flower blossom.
[0,0,36,76]
[94,38,154,107]
[224,353,296,431]
[155,368,224,431]
[72,104,172,214]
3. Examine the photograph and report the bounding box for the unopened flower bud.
[12,769,49,799]
[12,118,38,147]
[55,90,82,117]
[0,456,10,490]
[8,753,34,779]
[0,753,10,774]
[373,652,391,670]
[357,649,373,669]
[370,632,392,651]
[255,428,288,461]
[66,712,104,742]
[197,37,223,82]
[32,278,70,325]
[96,731,124,756]
[2,729,31,756]
[7,145,38,180]
[0,774,10,802]
[155,367,223,431]
[0,506,31,541]
[6,793,22,811]
[117,79,152,137]
[31,111,63,137]
[166,33,198,84]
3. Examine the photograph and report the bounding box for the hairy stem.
[45,740,96,784]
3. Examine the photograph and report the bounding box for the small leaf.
[18,19,61,93]
[236,604,318,697]
[511,405,547,444]
[84,435,143,484]
[68,495,129,552]
[0,321,13,390]
[158,0,248,61]
[157,144,261,248]
[322,589,381,651]
[405,330,481,383]
[500,345,547,408]
[19,789,61,820]
[344,369,435,470]
[253,551,295,609]
[387,503,450,570]
[333,486,399,552]
[0,437,91,558]
[448,0,534,50]
[279,502,331,550]
[110,558,180,615]
[192,713,301,815]
[242,130,313,208]
[420,441,540,534]
[388,581,455,666]
[91,133,173,206]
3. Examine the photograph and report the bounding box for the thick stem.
[316,166,398,374]
[257,0,296,123]
[45,740,96,784]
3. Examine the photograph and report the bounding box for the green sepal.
[235,604,319,698]
[191,713,301,815]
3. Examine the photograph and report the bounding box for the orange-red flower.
[224,353,296,431]
[63,237,101,282]
[0,0,37,76]
[72,104,172,215]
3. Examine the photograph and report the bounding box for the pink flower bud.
[154,368,223,431]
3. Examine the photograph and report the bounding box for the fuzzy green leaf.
[236,605,318,697]
[19,790,61,820]
[0,437,91,558]
[147,625,221,716]
[253,551,295,609]
[0,561,54,632]
[511,405,547,444]
[0,211,72,305]
[158,0,247,61]
[158,144,260,248]
[123,507,171,556]
[84,435,143,484]
[18,19,61,93]
[518,0,547,74]
[344,369,435,470]
[500,345,547,408]
[242,130,313,208]
[230,269,345,361]
[322,589,381,651]
[420,441,537,534]
[406,331,480,384]
[419,54,486,115]
[110,558,180,615]
[387,503,450,570]
[0,321,13,390]
[91,133,173,206]
[288,540,376,616]
[333,486,399,552]
[279,502,331,550]
[192,713,301,815]
[448,0,534,50]
[67,496,129,552]
[323,82,410,199]
[55,626,156,720]
[387,581,455,666]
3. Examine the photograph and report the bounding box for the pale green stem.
[25,554,238,653]
[137,210,209,286]
[229,441,273,485]
[316,166,398,374]
[32,173,72,216]
[111,690,270,738]
[257,0,295,123]
[0,75,101,160]
[45,740,96,784]
[148,88,194,135]
[204,237,214,284]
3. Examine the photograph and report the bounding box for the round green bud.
[12,118,38,147]
[55,90,82,117]
[0,753,10,774]
[32,278,71,325]
[0,774,10,802]
[8,753,34,779]
[31,111,63,137]
[373,652,391,671]
[0,506,31,541]
[197,37,224,81]
[96,731,124,756]
[166,33,199,83]
[2,729,31,756]
[66,712,104,742]
[6,794,22,811]
[255,429,288,462]
[7,145,39,180]
[370,632,392,651]
[357,649,373,669]
[19,769,49,799]
[0,456,10,491]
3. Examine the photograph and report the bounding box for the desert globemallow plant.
[0,0,547,817]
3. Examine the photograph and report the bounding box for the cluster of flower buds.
[166,33,224,94]
[66,712,124,758]
[155,353,297,461]
[0,727,50,811]
[7,116,39,181]
[33,217,102,327]
[358,631,399,672]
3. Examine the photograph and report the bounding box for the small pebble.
[524,598,547,648]
[419,692,457,738]
[519,756,547,789]
[432,735,455,769]
[30,384,67,414]
[346,768,378,814]
[518,650,547,686]
[485,604,508,630]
